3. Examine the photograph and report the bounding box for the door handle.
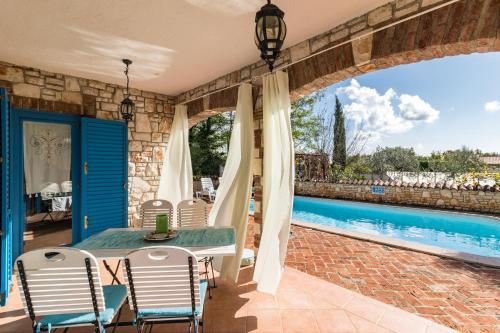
[84,161,88,175]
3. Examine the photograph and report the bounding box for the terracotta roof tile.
[317,180,498,191]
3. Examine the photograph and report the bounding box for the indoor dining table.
[73,226,236,284]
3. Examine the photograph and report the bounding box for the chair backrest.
[14,247,105,318]
[200,178,214,192]
[61,181,72,193]
[40,182,61,200]
[177,199,207,228]
[140,199,174,229]
[123,246,201,315]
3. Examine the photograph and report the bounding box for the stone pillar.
[252,86,264,249]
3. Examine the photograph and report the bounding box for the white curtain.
[157,104,193,226]
[23,121,71,196]
[208,83,254,282]
[253,71,295,294]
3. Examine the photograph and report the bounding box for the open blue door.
[81,118,128,238]
[0,88,12,306]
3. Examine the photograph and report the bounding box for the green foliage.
[332,95,347,169]
[370,146,420,174]
[347,155,372,175]
[189,113,233,177]
[290,92,323,152]
[427,146,486,176]
[329,154,371,182]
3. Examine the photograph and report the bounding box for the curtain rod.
[181,0,461,105]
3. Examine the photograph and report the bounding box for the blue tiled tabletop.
[74,227,235,256]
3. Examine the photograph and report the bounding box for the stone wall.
[0,61,177,225]
[295,181,500,214]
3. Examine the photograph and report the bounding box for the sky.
[315,52,500,155]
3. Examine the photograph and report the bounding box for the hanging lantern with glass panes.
[255,0,287,72]
[120,59,135,122]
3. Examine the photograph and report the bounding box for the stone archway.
[178,0,500,246]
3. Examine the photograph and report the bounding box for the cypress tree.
[332,95,347,169]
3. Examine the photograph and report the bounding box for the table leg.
[103,259,122,285]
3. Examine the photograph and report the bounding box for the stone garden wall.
[295,181,500,214]
[0,61,177,225]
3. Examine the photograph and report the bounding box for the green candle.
[156,214,169,234]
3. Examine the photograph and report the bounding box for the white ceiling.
[1,0,388,95]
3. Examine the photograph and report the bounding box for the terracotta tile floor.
[0,263,458,333]
[1,215,496,332]
[285,225,500,333]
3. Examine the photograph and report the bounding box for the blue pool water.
[250,196,500,257]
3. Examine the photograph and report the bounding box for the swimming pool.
[250,196,500,257]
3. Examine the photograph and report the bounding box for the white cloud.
[336,79,439,145]
[484,100,500,113]
[399,94,439,122]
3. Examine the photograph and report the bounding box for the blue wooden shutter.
[0,88,12,306]
[81,118,128,238]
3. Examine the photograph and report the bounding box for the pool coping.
[291,220,500,268]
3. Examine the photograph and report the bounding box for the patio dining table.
[74,226,236,284]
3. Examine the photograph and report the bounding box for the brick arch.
[183,0,499,121]
[185,87,238,128]
[287,0,499,101]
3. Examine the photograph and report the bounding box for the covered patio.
[0,252,460,333]
[1,0,499,332]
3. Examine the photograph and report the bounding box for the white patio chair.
[40,182,60,200]
[177,199,208,229]
[123,246,208,333]
[60,180,72,193]
[177,199,216,294]
[140,199,174,229]
[14,247,127,333]
[195,177,216,202]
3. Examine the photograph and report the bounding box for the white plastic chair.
[195,178,216,202]
[177,199,208,229]
[123,246,208,333]
[140,199,174,229]
[177,199,216,293]
[60,181,72,193]
[14,247,127,333]
[40,182,60,200]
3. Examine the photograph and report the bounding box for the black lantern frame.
[255,0,287,72]
[120,59,135,122]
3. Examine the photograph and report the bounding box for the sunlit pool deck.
[286,224,500,333]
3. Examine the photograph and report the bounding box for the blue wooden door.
[0,88,12,306]
[81,118,128,238]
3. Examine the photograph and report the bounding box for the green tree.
[332,95,347,169]
[429,146,485,177]
[189,113,232,177]
[370,146,420,175]
[290,92,323,152]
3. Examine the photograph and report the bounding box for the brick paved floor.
[284,225,500,333]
